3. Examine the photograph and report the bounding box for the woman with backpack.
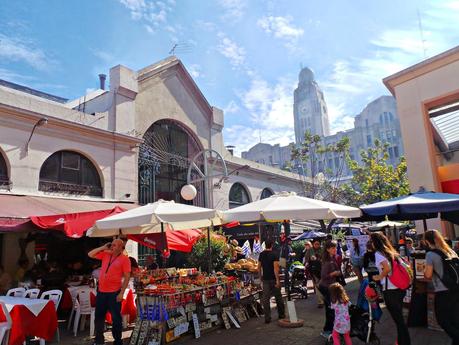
[371,232,411,345]
[424,229,459,345]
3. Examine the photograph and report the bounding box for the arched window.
[138,120,204,206]
[0,152,8,188]
[39,151,102,196]
[261,188,274,199]
[229,183,250,208]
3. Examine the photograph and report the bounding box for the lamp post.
[25,117,48,153]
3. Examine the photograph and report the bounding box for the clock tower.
[293,67,330,144]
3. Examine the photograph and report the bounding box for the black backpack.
[432,249,459,291]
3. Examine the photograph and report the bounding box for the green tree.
[344,139,409,206]
[185,235,230,272]
[291,130,351,202]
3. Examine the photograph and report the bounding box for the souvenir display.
[130,267,262,343]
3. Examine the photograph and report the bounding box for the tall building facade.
[241,143,294,170]
[293,67,330,143]
[322,95,403,180]
[243,91,404,181]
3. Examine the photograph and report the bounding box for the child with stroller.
[329,282,352,345]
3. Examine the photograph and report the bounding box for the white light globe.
[181,184,197,200]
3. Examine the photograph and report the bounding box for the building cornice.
[0,104,142,150]
[383,45,459,95]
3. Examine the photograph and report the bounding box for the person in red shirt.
[88,238,131,345]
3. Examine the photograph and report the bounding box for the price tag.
[173,323,189,337]
[192,313,200,338]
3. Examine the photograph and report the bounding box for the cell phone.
[105,243,112,249]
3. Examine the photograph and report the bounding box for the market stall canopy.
[0,194,137,233]
[359,190,459,225]
[87,199,220,237]
[30,207,125,238]
[222,191,362,223]
[292,231,327,241]
[128,229,204,253]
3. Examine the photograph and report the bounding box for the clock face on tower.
[300,102,311,115]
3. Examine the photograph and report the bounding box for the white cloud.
[257,15,304,52]
[188,64,201,78]
[119,0,176,33]
[217,33,246,68]
[0,34,53,71]
[194,20,217,32]
[222,75,295,155]
[218,0,246,22]
[223,100,240,114]
[322,1,459,134]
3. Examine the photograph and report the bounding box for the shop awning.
[0,194,137,234]
[30,207,126,238]
[128,229,204,253]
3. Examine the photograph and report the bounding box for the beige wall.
[135,70,211,150]
[387,54,459,235]
[0,115,138,201]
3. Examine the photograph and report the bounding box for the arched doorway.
[39,150,102,196]
[138,120,205,206]
[0,151,9,189]
[229,182,251,209]
[261,187,274,199]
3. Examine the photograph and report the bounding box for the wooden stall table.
[0,296,58,345]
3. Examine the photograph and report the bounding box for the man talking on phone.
[88,238,131,345]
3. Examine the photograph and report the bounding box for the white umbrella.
[374,220,404,228]
[87,199,219,237]
[222,191,361,223]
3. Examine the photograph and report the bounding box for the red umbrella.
[30,206,126,238]
[128,229,204,253]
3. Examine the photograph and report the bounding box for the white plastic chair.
[41,290,63,343]
[0,302,12,345]
[24,289,41,299]
[6,287,26,297]
[72,288,95,337]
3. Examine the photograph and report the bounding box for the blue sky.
[1,0,459,155]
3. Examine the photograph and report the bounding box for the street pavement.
[58,278,450,345]
[172,278,450,345]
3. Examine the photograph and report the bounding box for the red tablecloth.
[0,301,57,345]
[62,287,136,323]
[104,290,137,324]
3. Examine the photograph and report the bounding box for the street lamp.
[25,117,48,153]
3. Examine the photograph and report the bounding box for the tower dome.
[299,67,315,84]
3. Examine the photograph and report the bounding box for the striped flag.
[253,239,262,254]
[241,240,252,257]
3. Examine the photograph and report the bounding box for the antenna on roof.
[169,42,193,56]
[417,9,427,58]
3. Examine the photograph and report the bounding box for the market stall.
[88,200,263,343]
[128,267,261,344]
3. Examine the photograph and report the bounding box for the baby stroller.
[326,279,381,345]
[289,261,308,299]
